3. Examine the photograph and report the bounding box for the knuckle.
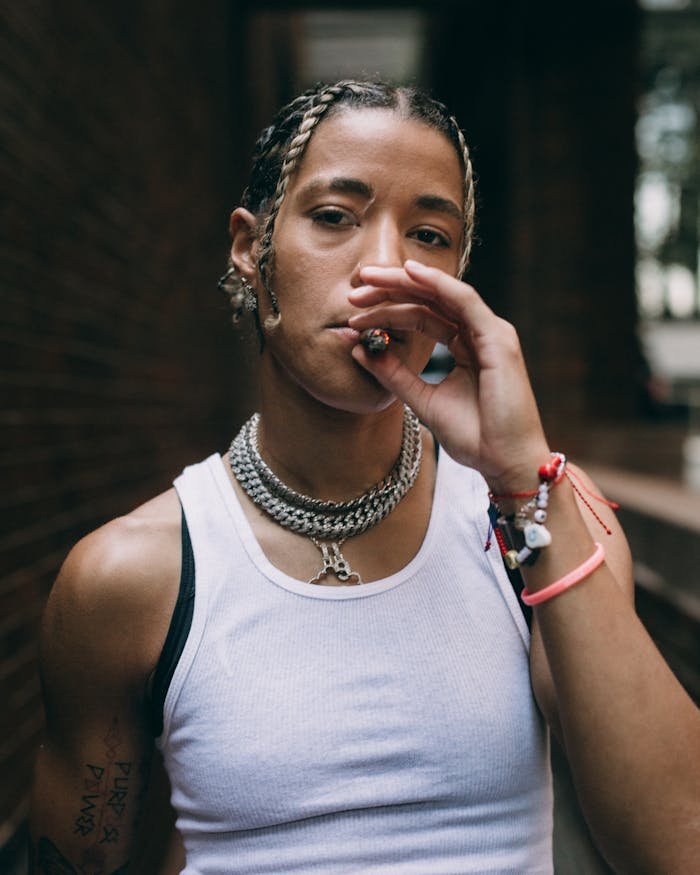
[496,318,521,351]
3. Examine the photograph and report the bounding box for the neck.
[255,385,407,502]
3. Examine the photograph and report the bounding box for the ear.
[229,208,259,283]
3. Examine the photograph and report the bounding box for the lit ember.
[359,328,391,354]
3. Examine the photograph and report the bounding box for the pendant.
[309,539,363,585]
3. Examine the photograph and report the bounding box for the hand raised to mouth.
[348,258,549,490]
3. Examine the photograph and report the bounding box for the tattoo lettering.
[87,765,105,782]
[73,794,99,837]
[98,826,119,845]
[65,719,136,870]
[107,763,131,817]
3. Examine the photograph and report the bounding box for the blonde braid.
[257,80,366,330]
[449,117,476,278]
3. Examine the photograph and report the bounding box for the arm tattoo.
[35,718,140,874]
[69,719,137,847]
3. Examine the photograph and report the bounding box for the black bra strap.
[149,506,196,736]
[488,503,532,629]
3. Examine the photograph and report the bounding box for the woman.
[31,80,699,874]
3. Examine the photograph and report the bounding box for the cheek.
[269,247,317,311]
[273,221,356,284]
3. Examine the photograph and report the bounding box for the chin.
[305,368,399,416]
[265,344,400,415]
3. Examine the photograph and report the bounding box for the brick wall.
[0,0,254,845]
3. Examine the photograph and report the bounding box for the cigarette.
[359,328,391,354]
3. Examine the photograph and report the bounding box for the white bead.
[537,498,548,509]
[534,509,547,523]
[516,546,532,564]
[524,522,552,548]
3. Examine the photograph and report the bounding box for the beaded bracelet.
[521,542,605,606]
[490,452,566,569]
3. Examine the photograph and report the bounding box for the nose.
[350,216,405,287]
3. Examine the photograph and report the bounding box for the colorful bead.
[524,522,552,548]
[516,546,533,565]
[505,550,520,570]
[538,462,558,481]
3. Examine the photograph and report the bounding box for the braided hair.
[224,80,476,330]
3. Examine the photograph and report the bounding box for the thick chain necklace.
[228,405,423,585]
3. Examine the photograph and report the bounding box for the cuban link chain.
[228,405,423,584]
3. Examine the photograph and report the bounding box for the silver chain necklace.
[228,405,423,585]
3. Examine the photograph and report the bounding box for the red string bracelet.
[564,468,620,535]
[521,542,605,606]
[491,452,567,501]
[492,459,620,537]
[491,486,538,500]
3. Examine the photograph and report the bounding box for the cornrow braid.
[255,80,369,330]
[225,79,477,332]
[449,117,476,278]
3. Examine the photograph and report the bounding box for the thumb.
[351,346,435,423]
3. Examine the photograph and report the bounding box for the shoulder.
[42,488,183,698]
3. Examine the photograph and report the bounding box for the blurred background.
[1,0,699,871]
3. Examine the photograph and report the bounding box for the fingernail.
[405,259,427,271]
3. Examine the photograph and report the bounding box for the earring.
[217,264,258,323]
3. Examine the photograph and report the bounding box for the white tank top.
[158,450,553,874]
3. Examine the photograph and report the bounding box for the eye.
[311,207,356,227]
[411,227,451,248]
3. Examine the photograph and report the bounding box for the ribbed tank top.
[158,451,553,874]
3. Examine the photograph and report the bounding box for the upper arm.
[529,463,634,738]
[30,500,182,873]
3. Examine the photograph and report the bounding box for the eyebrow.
[414,194,463,222]
[299,177,374,200]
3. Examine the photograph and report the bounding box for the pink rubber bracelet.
[521,542,605,606]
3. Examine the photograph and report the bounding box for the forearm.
[519,477,700,873]
[346,261,700,870]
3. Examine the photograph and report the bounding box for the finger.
[403,261,499,334]
[358,266,432,291]
[360,261,498,334]
[351,346,436,423]
[348,304,459,345]
[349,282,430,305]
[349,284,459,328]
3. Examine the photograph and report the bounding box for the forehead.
[288,107,463,200]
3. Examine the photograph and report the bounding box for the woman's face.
[248,107,464,413]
